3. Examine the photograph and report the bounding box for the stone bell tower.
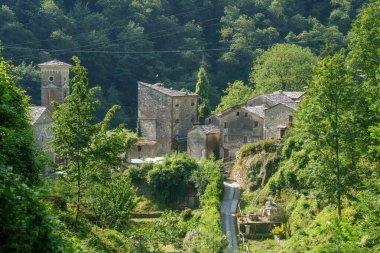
[38,59,71,112]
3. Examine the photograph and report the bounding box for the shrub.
[272,224,287,239]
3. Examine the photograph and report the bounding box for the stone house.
[136,81,198,157]
[191,91,304,160]
[187,125,220,160]
[30,106,54,160]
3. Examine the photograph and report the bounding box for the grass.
[246,238,282,253]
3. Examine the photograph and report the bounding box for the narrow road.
[221,181,241,253]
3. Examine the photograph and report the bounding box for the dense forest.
[0,0,369,126]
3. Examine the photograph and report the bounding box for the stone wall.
[138,83,173,153]
[172,96,197,138]
[219,107,264,159]
[187,128,207,160]
[264,104,294,139]
[41,67,69,112]
[32,110,54,160]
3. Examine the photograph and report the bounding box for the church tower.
[38,59,71,112]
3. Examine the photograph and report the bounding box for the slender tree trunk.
[75,160,81,227]
[335,99,342,218]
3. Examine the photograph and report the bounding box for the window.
[191,100,195,106]
[49,76,54,82]
[175,104,179,107]
[208,118,212,124]
[254,121,259,128]
[224,135,228,143]
[236,112,240,116]
[175,119,179,123]
[224,122,228,129]
[280,129,286,138]
[244,112,248,117]
[243,136,247,143]
[289,115,293,123]
[137,146,142,152]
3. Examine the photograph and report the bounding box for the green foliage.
[0,167,72,252]
[0,53,41,184]
[195,66,211,123]
[184,158,227,253]
[238,140,280,158]
[147,152,199,205]
[250,44,317,93]
[52,56,137,224]
[214,80,254,113]
[83,174,136,229]
[192,158,224,197]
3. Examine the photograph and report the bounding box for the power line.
[3,2,223,48]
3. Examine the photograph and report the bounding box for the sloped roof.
[198,125,220,134]
[264,102,297,111]
[282,92,305,100]
[138,81,197,97]
[30,106,48,124]
[262,91,294,104]
[214,104,244,117]
[242,105,267,118]
[38,59,71,67]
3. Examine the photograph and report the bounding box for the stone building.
[30,106,54,160]
[137,81,198,157]
[206,105,265,160]
[187,125,220,160]
[193,91,304,160]
[38,59,71,112]
[29,59,71,161]
[264,102,296,139]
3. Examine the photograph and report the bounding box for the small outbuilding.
[187,125,220,160]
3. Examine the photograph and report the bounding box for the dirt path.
[221,181,241,253]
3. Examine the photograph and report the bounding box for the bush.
[272,224,287,239]
[0,167,72,252]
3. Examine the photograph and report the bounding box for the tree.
[250,44,317,94]
[294,50,360,217]
[347,0,380,161]
[51,56,137,225]
[214,80,254,113]
[0,53,41,184]
[195,66,211,123]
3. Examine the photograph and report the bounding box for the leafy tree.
[148,152,199,206]
[214,80,254,112]
[51,56,137,225]
[83,174,136,229]
[294,50,360,217]
[347,0,380,161]
[250,44,317,93]
[0,54,40,184]
[0,167,72,252]
[195,66,211,123]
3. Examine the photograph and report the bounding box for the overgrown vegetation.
[234,2,380,252]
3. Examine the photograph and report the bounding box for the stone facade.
[187,125,220,160]
[137,82,198,156]
[38,60,71,112]
[201,91,304,160]
[30,106,54,160]
[264,103,295,139]
[128,139,162,159]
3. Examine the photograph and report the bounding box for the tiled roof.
[242,105,267,118]
[197,125,220,134]
[282,102,297,110]
[30,106,47,124]
[138,81,197,97]
[38,59,72,67]
[215,104,243,117]
[282,92,305,100]
[262,91,294,104]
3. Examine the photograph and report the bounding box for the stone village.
[31,59,304,164]
[30,59,302,241]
